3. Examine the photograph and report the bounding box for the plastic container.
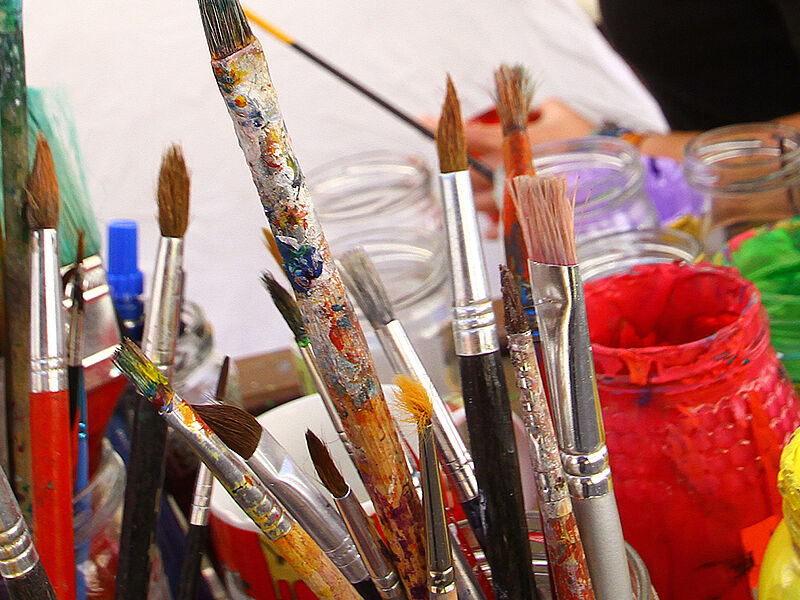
[684,122,800,252]
[584,262,800,600]
[530,136,660,242]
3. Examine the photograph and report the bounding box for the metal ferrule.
[377,320,478,502]
[141,237,183,375]
[297,346,355,456]
[30,229,67,393]
[420,424,457,600]
[527,260,612,499]
[439,170,499,356]
[334,489,404,599]
[189,465,214,526]
[248,430,368,583]
[0,466,38,578]
[161,395,292,541]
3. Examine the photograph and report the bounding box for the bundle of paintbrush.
[194,1,427,595]
[510,174,633,600]
[436,75,539,600]
[112,339,363,599]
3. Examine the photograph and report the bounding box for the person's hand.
[525,98,595,145]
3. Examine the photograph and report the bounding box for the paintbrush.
[241,6,494,183]
[495,65,537,329]
[338,247,485,545]
[306,429,405,600]
[510,174,632,600]
[112,339,363,600]
[68,230,90,600]
[0,461,56,600]
[195,2,427,595]
[261,271,357,459]
[191,402,378,598]
[1,0,31,510]
[436,75,539,600]
[26,134,77,600]
[116,144,189,600]
[394,377,458,600]
[501,265,595,600]
[176,356,231,600]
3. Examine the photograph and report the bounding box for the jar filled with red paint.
[583,262,800,600]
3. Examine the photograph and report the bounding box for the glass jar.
[684,123,800,252]
[330,226,451,393]
[584,262,800,600]
[530,136,660,242]
[577,228,703,282]
[307,150,441,242]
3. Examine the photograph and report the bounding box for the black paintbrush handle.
[176,523,209,600]
[354,579,383,600]
[459,494,488,550]
[4,562,57,600]
[114,399,168,600]
[68,364,80,424]
[458,352,540,600]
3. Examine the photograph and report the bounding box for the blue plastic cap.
[107,220,144,299]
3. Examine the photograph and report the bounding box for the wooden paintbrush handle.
[542,509,596,600]
[29,390,76,600]
[4,562,57,600]
[458,353,540,600]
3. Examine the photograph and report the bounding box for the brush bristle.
[157,144,190,238]
[198,0,255,60]
[261,271,309,345]
[193,404,261,459]
[436,76,468,174]
[112,338,170,401]
[500,265,528,335]
[511,175,577,266]
[26,134,60,229]
[494,64,535,136]
[338,247,394,327]
[394,375,433,431]
[305,429,349,499]
[263,227,283,267]
[215,356,231,399]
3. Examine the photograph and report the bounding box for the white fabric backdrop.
[22,0,666,359]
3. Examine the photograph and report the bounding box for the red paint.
[30,389,77,599]
[210,515,278,599]
[585,263,800,600]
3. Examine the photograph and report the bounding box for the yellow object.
[242,7,295,45]
[759,428,800,598]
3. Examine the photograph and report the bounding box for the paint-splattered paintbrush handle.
[210,39,426,598]
[458,353,539,600]
[508,330,594,600]
[502,132,536,326]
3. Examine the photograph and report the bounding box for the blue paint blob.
[275,235,323,294]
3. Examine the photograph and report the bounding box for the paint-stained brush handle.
[5,564,58,600]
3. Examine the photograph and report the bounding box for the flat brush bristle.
[500,265,528,335]
[511,175,577,266]
[157,144,190,238]
[305,429,349,499]
[494,64,535,135]
[261,271,308,345]
[338,247,394,328]
[436,76,468,174]
[192,404,261,459]
[394,375,433,431]
[198,0,255,60]
[262,227,283,267]
[26,134,60,230]
[112,338,169,401]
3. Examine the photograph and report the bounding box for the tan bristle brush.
[511,174,633,600]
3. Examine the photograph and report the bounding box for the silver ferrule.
[420,425,457,599]
[189,465,214,527]
[248,430,368,583]
[507,330,570,508]
[161,396,292,541]
[377,320,479,502]
[334,489,404,599]
[30,229,67,393]
[0,466,38,578]
[439,170,499,356]
[528,261,613,499]
[141,237,183,375]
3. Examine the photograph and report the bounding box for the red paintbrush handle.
[542,508,596,600]
[30,390,76,600]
